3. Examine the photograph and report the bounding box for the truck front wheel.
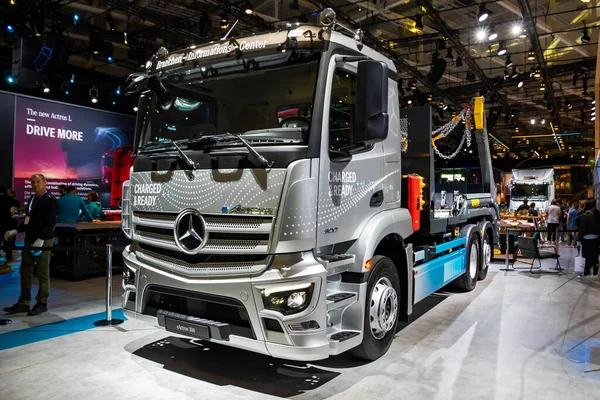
[350,255,400,361]
[478,231,492,280]
[455,233,480,291]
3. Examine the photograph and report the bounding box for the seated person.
[528,202,539,217]
[57,186,92,223]
[85,191,102,221]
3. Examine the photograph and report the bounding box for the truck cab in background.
[120,9,498,362]
[510,168,555,211]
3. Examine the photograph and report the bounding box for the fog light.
[287,292,307,308]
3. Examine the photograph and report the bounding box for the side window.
[328,69,356,151]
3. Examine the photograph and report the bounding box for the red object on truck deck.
[110,147,135,207]
[407,174,425,231]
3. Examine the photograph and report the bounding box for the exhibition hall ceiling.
[0,0,596,163]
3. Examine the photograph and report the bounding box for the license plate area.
[164,317,210,340]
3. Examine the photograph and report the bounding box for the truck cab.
[120,9,498,362]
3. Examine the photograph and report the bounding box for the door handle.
[370,190,384,207]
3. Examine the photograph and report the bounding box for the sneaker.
[27,303,47,316]
[3,303,30,314]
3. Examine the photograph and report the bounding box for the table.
[498,220,534,271]
[52,221,126,281]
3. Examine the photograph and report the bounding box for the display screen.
[13,96,134,205]
[511,183,549,200]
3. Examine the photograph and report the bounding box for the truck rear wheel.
[350,255,400,361]
[478,231,492,281]
[455,233,480,291]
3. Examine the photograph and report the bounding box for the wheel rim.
[469,242,478,279]
[483,237,491,269]
[369,277,398,340]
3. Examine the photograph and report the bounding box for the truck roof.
[149,24,397,75]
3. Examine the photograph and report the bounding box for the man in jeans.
[3,174,57,316]
[546,199,562,243]
[566,201,579,247]
[578,200,600,279]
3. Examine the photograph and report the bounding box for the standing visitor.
[0,186,14,264]
[578,201,600,279]
[566,201,579,247]
[546,199,561,244]
[3,174,58,315]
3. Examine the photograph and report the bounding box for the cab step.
[319,254,356,276]
[326,291,357,311]
[330,331,360,342]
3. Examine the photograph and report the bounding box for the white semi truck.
[509,168,555,211]
[120,9,499,361]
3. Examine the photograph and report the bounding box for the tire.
[350,255,400,361]
[455,232,480,291]
[478,230,492,281]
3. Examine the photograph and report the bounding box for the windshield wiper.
[145,139,196,170]
[224,133,274,168]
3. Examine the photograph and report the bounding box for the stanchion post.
[94,243,124,327]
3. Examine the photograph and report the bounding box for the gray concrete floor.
[0,245,599,400]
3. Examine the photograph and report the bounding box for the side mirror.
[125,73,148,96]
[355,60,389,145]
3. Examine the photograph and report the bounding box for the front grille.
[263,318,284,333]
[132,212,274,256]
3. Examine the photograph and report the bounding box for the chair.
[517,236,561,273]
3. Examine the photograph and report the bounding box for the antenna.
[222,19,239,40]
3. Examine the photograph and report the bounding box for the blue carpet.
[0,309,127,351]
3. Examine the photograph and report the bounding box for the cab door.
[316,60,385,250]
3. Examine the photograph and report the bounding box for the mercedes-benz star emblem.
[174,209,207,254]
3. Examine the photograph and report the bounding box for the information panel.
[13,96,134,205]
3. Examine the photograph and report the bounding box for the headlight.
[260,283,314,315]
[121,180,132,239]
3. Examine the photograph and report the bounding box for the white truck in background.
[510,168,555,211]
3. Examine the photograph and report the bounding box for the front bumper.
[122,245,330,361]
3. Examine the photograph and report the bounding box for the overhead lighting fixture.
[476,28,487,42]
[106,13,115,31]
[488,26,498,41]
[244,1,254,15]
[107,56,113,63]
[73,13,79,25]
[89,86,99,104]
[568,102,573,109]
[116,85,121,95]
[427,93,433,101]
[511,66,519,79]
[478,4,490,22]
[456,56,463,67]
[511,24,522,37]
[445,47,454,61]
[133,106,139,112]
[518,80,524,88]
[581,22,590,44]
[6,75,15,84]
[61,82,70,95]
[41,77,50,93]
[519,29,527,39]
[527,48,535,60]
[497,41,507,56]
[530,119,536,125]
[220,13,229,29]
[505,55,513,68]
[6,24,14,33]
[407,99,413,105]
[414,14,424,31]
[533,66,541,79]
[503,69,510,80]
[541,118,546,124]
[410,80,417,90]
[70,74,75,84]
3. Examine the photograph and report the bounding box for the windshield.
[137,51,320,150]
[511,184,549,200]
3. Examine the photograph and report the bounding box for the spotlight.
[70,74,75,84]
[427,93,433,101]
[443,104,448,110]
[519,29,527,39]
[31,11,45,37]
[581,22,590,44]
[407,99,413,105]
[511,24,522,37]
[476,28,486,42]
[583,76,589,94]
[61,82,70,95]
[73,13,79,25]
[133,106,139,112]
[123,32,128,45]
[89,86,99,104]
[456,56,463,67]
[6,75,15,84]
[42,84,50,94]
[511,66,519,78]
[414,14,424,31]
[533,66,541,78]
[244,1,254,15]
[497,41,507,56]
[439,102,445,109]
[540,82,545,91]
[107,56,113,63]
[116,86,121,95]
[530,119,536,125]
[518,80,524,88]
[445,48,454,61]
[220,13,229,29]
[541,118,546,124]
[503,69,510,80]
[527,48,535,60]
[410,80,417,90]
[567,102,572,109]
[488,26,498,41]
[112,101,116,105]
[478,4,490,22]
[6,24,14,33]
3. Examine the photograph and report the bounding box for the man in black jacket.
[3,174,58,315]
[578,200,600,278]
[0,186,15,264]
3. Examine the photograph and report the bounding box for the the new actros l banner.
[13,96,134,204]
